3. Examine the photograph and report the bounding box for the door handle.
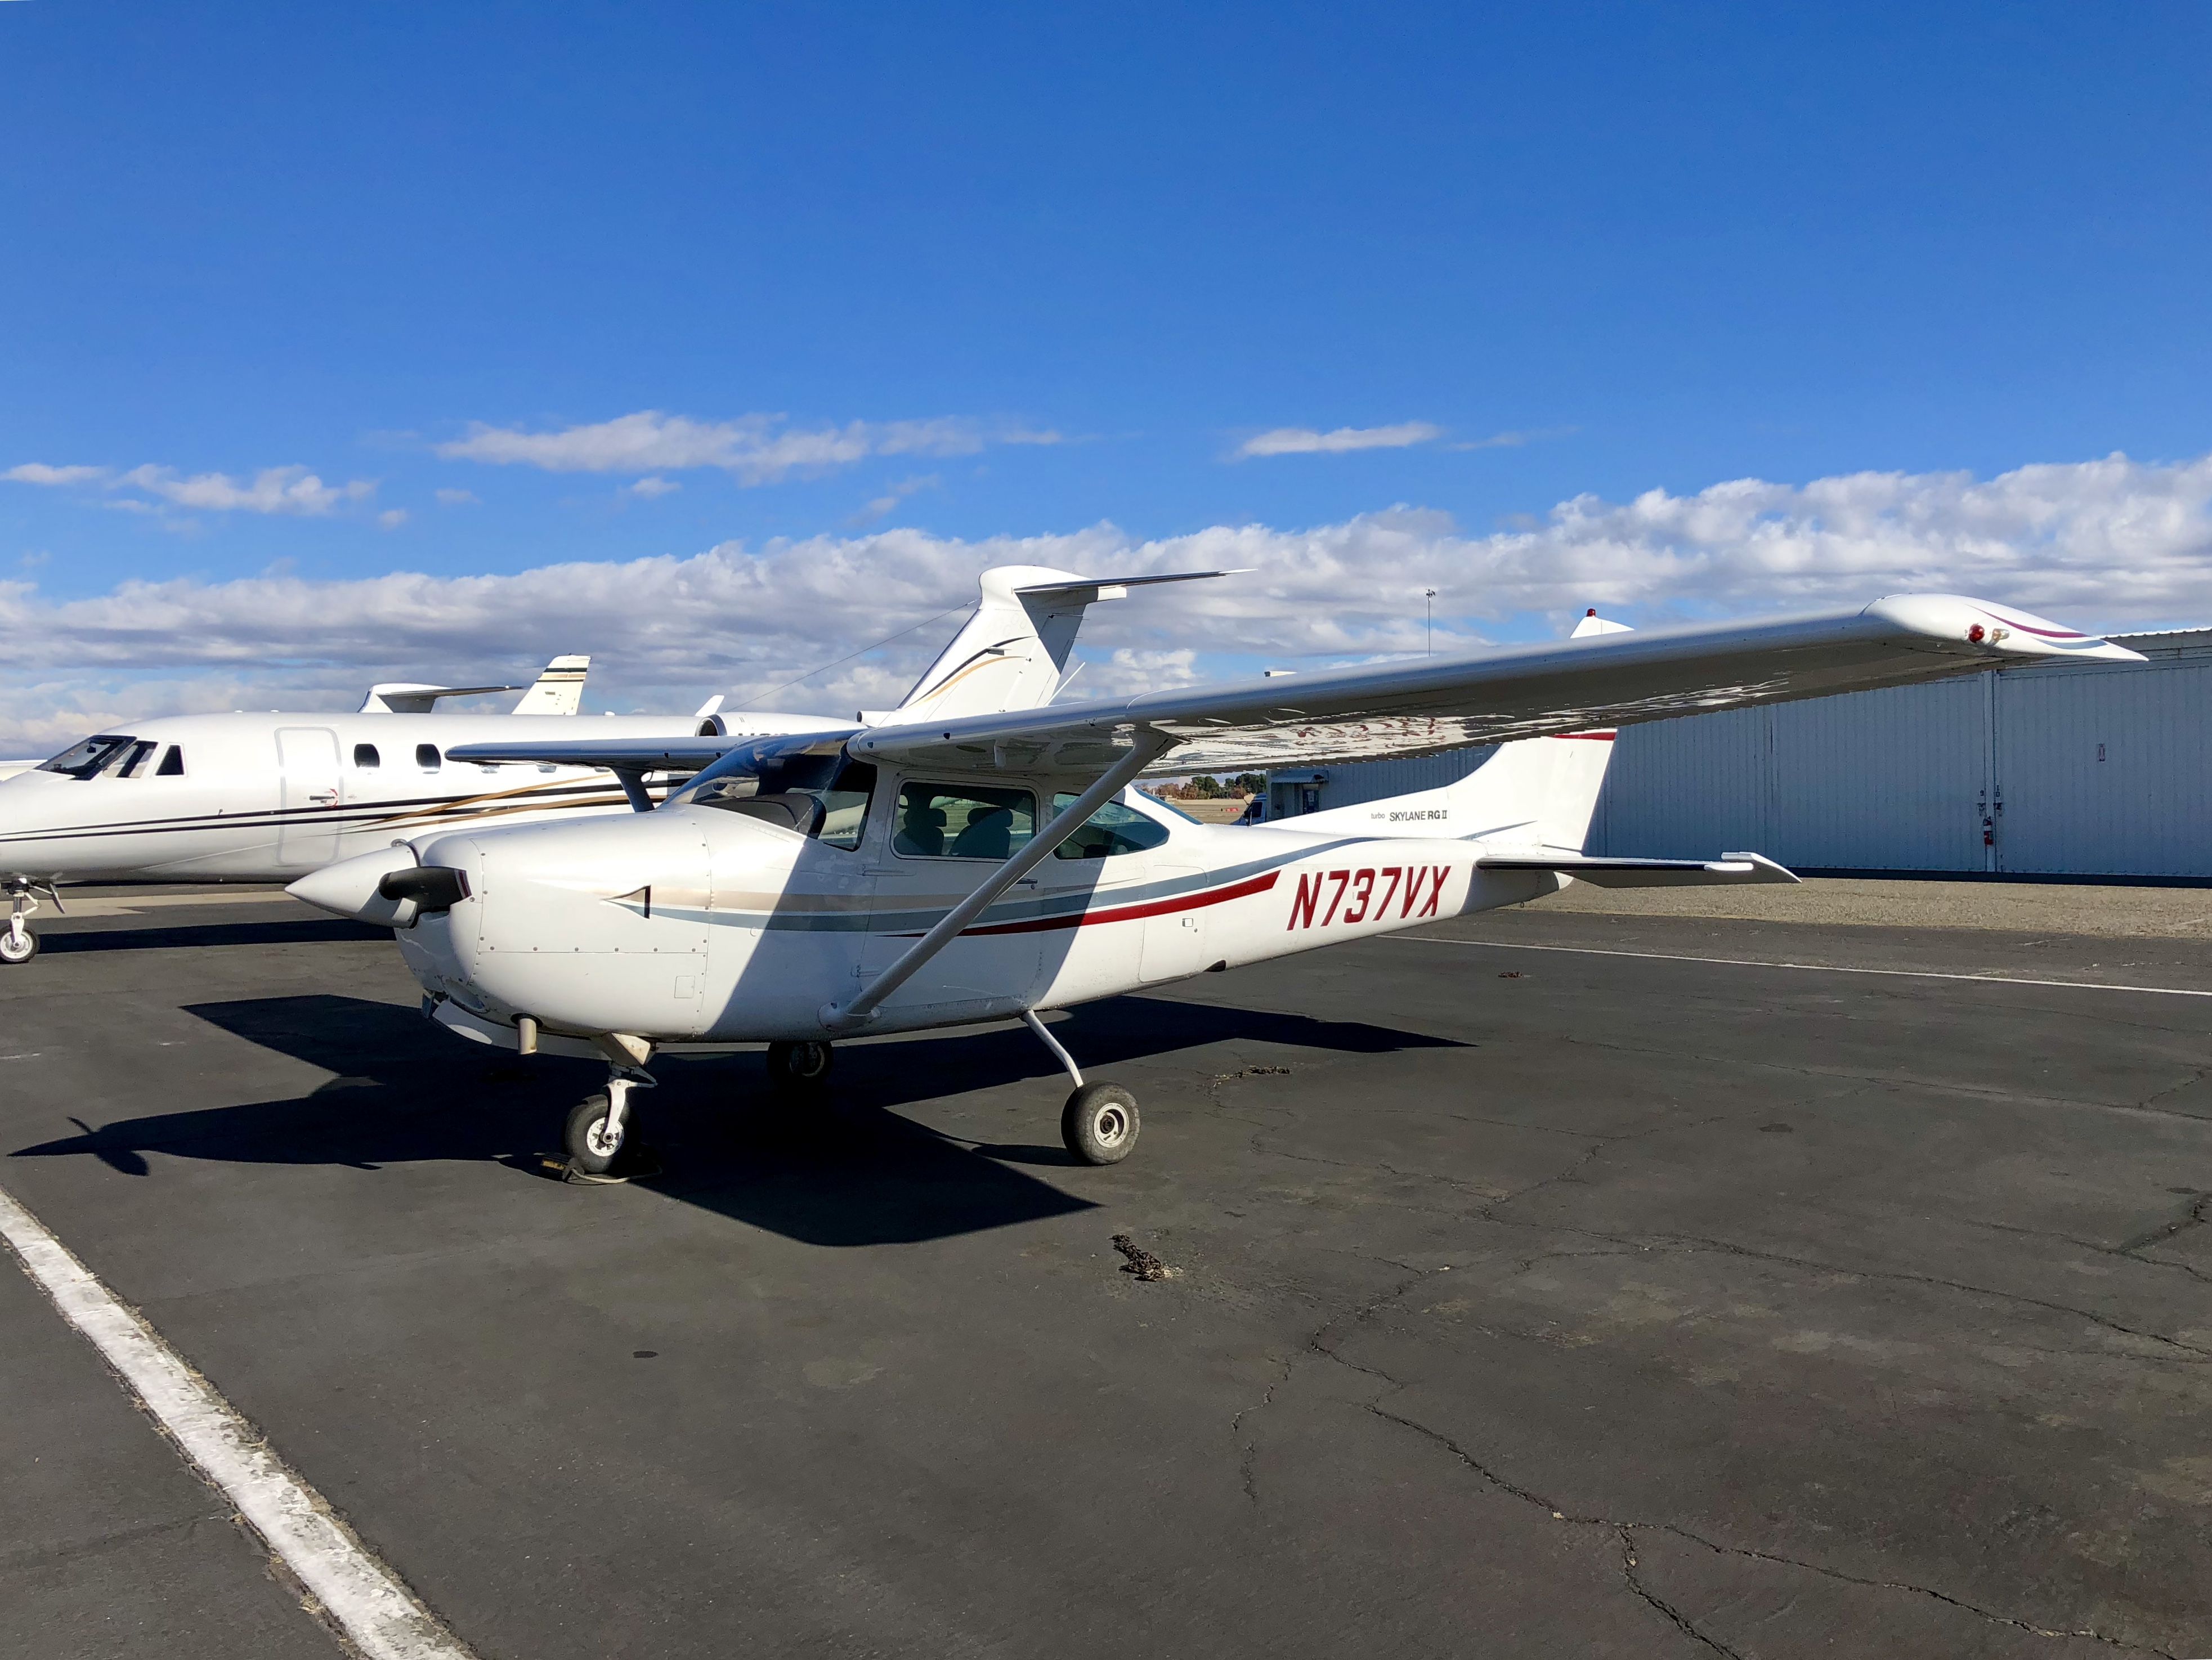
[308,790,339,805]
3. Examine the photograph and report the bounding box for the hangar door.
[1994,659,2212,878]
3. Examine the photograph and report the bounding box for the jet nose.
[286,844,436,925]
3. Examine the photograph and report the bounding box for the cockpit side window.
[155,745,185,777]
[38,734,135,779]
[117,740,159,779]
[1050,792,1172,859]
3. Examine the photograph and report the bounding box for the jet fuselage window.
[38,734,135,779]
[1050,793,1171,859]
[417,744,441,772]
[894,782,1037,860]
[155,746,185,776]
[353,743,381,770]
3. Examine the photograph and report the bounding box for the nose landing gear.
[2,880,53,966]
[566,1042,657,1177]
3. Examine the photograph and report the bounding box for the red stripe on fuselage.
[952,870,1283,938]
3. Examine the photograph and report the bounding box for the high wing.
[847,595,2141,777]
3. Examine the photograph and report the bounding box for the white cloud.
[625,476,681,499]
[1235,422,1442,459]
[849,474,939,525]
[8,460,378,516]
[114,465,376,515]
[435,488,480,506]
[3,448,2209,750]
[5,463,109,487]
[438,410,1059,486]
[378,508,409,529]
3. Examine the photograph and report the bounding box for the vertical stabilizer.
[883,566,1238,724]
[511,656,590,715]
[1287,611,1629,849]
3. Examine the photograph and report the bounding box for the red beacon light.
[1967,623,1986,643]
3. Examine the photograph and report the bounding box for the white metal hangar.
[1262,629,2212,880]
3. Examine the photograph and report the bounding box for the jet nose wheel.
[766,1040,834,1093]
[1061,1083,1140,1165]
[565,1093,629,1176]
[0,927,37,966]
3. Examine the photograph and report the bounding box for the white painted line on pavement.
[0,1183,474,1660]
[1401,936,2212,999]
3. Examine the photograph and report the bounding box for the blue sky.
[3,4,2210,741]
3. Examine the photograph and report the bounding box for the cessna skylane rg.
[288,594,2138,1175]
[1,566,1224,963]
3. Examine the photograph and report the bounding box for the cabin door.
[275,727,343,868]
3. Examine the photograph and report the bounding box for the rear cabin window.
[353,743,380,769]
[156,745,185,776]
[1051,794,1171,859]
[416,744,441,771]
[894,783,1036,859]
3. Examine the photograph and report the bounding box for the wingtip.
[1865,594,2142,662]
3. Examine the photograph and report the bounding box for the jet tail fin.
[885,566,1241,725]
[510,656,591,715]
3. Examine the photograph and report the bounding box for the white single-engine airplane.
[289,593,2138,1176]
[1,566,1224,963]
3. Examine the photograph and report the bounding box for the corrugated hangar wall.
[1265,631,2212,879]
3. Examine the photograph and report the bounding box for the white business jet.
[0,565,1227,963]
[289,593,2138,1175]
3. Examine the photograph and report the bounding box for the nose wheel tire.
[1062,1083,1140,1165]
[766,1040,834,1092]
[565,1093,629,1176]
[0,928,36,966]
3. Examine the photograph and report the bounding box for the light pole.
[1425,589,1438,656]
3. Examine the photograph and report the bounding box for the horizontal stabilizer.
[359,682,523,714]
[1476,851,1799,888]
[1011,569,1246,605]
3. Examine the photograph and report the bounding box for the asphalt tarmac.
[3,887,2209,1659]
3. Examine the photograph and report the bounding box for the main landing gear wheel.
[565,1093,629,1176]
[1062,1083,1140,1165]
[0,927,35,966]
[766,1040,834,1092]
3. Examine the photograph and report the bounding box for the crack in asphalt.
[1969,1197,2212,1290]
[1358,1398,2167,1655]
[1616,1526,1749,1659]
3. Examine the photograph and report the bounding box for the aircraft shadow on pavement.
[10,992,1462,1247]
[40,919,386,953]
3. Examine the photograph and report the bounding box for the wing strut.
[821,728,1175,1031]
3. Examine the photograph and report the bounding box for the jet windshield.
[38,734,139,779]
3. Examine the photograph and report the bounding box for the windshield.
[665,732,874,847]
[38,734,137,779]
